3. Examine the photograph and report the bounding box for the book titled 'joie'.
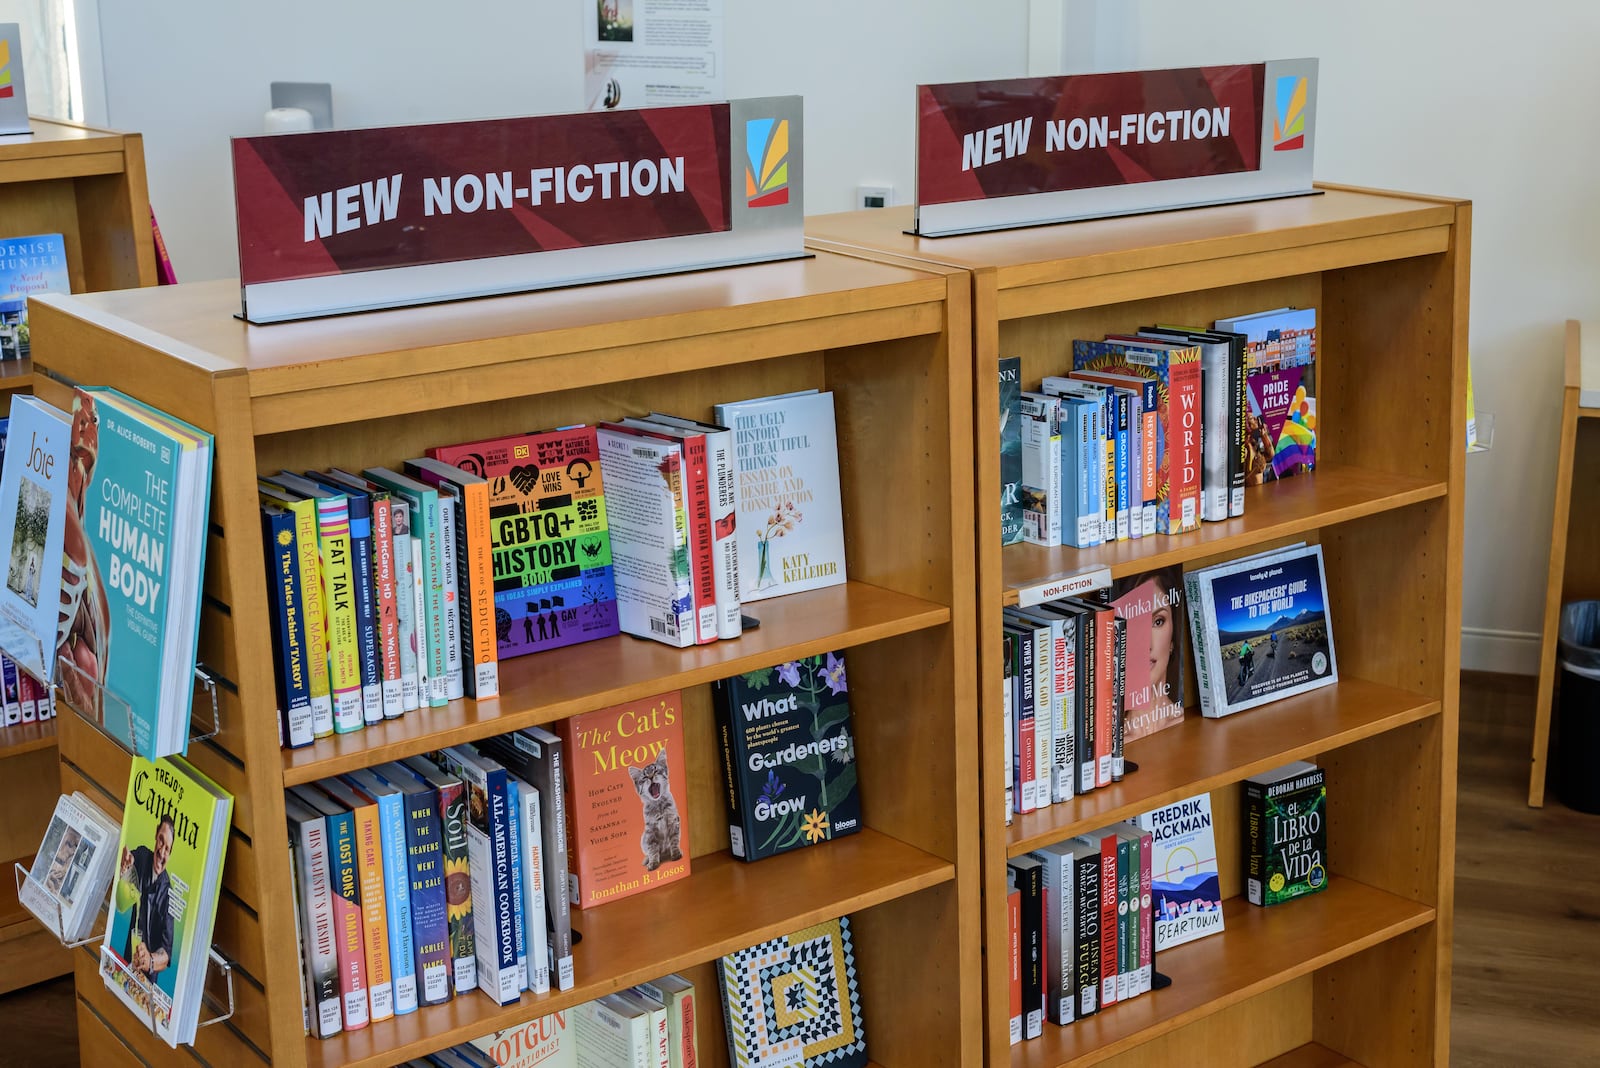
[712,652,861,863]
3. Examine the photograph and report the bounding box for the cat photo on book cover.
[629,750,682,872]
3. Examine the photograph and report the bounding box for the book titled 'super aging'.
[712,652,861,862]
[1244,761,1328,906]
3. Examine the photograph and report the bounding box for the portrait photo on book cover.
[1109,566,1186,742]
[111,814,176,989]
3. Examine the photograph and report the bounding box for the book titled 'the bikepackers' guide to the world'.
[102,755,233,1047]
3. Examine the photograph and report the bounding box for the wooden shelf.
[1010,880,1433,1068]
[1006,677,1438,857]
[303,829,954,1068]
[1001,466,1447,603]
[0,853,31,930]
[1255,1044,1363,1068]
[283,580,949,786]
[0,716,56,760]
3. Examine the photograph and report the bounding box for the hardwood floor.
[0,673,1594,1066]
[1452,671,1600,1067]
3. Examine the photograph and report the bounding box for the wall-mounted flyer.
[915,60,1317,237]
[231,96,803,323]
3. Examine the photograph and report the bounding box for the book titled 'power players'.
[69,389,213,758]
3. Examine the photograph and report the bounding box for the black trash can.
[1555,600,1600,814]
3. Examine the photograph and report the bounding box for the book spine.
[1139,381,1158,536]
[1060,616,1078,802]
[1202,345,1230,522]
[1112,617,1126,782]
[436,496,465,701]
[401,788,452,1006]
[369,495,404,719]
[411,536,432,706]
[19,672,37,723]
[1114,392,1131,541]
[703,427,742,640]
[1040,853,1074,1025]
[1126,390,1144,541]
[343,493,384,725]
[1101,404,1115,542]
[326,810,371,1029]
[1096,609,1115,789]
[679,433,719,644]
[292,816,343,1038]
[1019,396,1058,547]
[596,431,695,648]
[1184,569,1215,716]
[1245,780,1266,905]
[390,502,421,712]
[1016,631,1037,813]
[375,792,418,1015]
[263,508,315,747]
[436,779,477,993]
[1031,622,1052,810]
[677,988,699,1068]
[1074,850,1100,1017]
[712,679,754,858]
[1098,834,1118,1006]
[315,496,364,734]
[517,783,550,993]
[459,481,499,698]
[487,773,520,1002]
[1076,611,1095,796]
[1230,336,1247,516]
[5,662,25,725]
[506,780,528,991]
[457,767,518,1004]
[1050,618,1074,804]
[288,831,310,1034]
[1138,830,1154,994]
[1118,836,1135,1002]
[1007,886,1022,1045]
[1010,862,1043,1040]
[1164,354,1203,534]
[290,500,335,737]
[1002,634,1014,820]
[351,803,393,1021]
[416,494,449,707]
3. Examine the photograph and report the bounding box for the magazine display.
[19,790,119,943]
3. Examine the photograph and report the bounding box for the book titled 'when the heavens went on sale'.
[102,755,233,1047]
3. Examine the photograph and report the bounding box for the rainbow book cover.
[1215,308,1317,483]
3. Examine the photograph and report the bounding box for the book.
[1003,623,1037,813]
[476,727,576,991]
[343,768,419,1014]
[1244,761,1328,906]
[713,389,847,602]
[400,756,477,994]
[289,784,370,1030]
[317,471,407,718]
[262,504,315,748]
[595,425,696,647]
[616,418,718,644]
[1018,392,1061,547]
[719,915,868,1068]
[711,653,862,861]
[428,425,621,659]
[1002,632,1015,820]
[286,793,343,1038]
[999,357,1025,545]
[302,473,384,724]
[405,457,501,699]
[437,745,521,1005]
[1006,879,1021,1044]
[505,779,529,992]
[319,777,397,1022]
[1192,544,1338,716]
[0,394,68,685]
[558,692,690,907]
[102,755,233,1047]
[20,790,118,943]
[1214,307,1317,484]
[364,468,450,707]
[69,390,213,758]
[617,987,670,1068]
[575,994,654,1068]
[259,483,335,735]
[434,493,465,700]
[1098,567,1185,743]
[1140,327,1234,522]
[508,776,550,993]
[1068,841,1101,1018]
[1007,857,1043,1039]
[646,412,743,640]
[374,761,452,1006]
[1029,841,1077,1026]
[471,1012,576,1067]
[1071,339,1203,535]
[635,974,698,1068]
[1137,793,1224,951]
[0,233,68,360]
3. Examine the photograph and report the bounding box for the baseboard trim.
[1461,627,1540,677]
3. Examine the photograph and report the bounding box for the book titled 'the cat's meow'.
[558,692,690,909]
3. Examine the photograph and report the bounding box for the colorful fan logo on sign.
[1272,75,1306,151]
[0,39,14,99]
[746,118,789,207]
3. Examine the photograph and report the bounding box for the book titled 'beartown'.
[712,652,861,863]
[557,692,690,909]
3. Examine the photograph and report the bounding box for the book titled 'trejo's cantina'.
[712,651,861,862]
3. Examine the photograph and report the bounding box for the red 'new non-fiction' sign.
[233,105,732,286]
[917,65,1265,207]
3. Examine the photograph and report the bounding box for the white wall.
[95,1,1594,670]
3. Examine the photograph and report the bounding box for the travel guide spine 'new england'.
[713,652,861,862]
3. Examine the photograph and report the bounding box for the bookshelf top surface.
[807,184,1461,284]
[33,248,948,386]
[0,117,135,158]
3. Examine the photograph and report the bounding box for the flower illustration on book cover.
[754,500,803,592]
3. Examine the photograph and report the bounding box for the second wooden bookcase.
[31,252,981,1066]
[809,184,1469,1068]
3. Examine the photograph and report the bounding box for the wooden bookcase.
[28,252,982,1067]
[0,116,156,997]
[808,184,1469,1067]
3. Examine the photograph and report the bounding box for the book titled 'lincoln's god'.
[712,652,861,863]
[557,692,690,909]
